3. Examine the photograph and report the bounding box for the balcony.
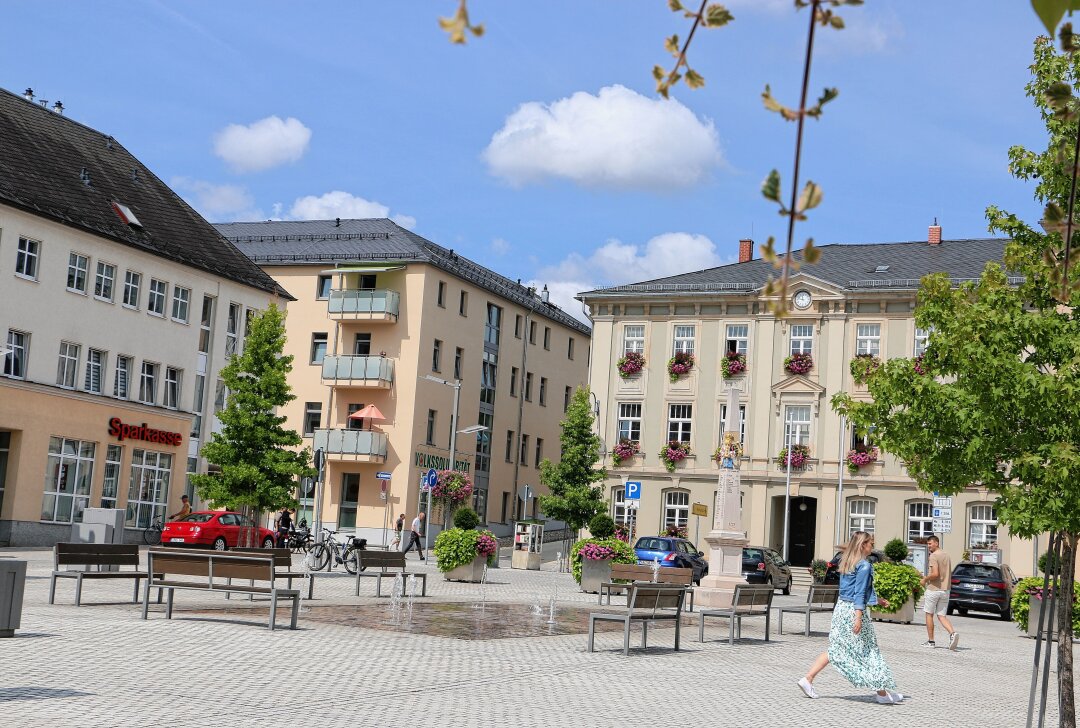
[321,355,394,388]
[328,289,399,322]
[312,428,388,462]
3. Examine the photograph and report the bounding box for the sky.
[0,1,1053,321]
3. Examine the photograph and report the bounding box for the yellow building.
[220,219,590,540]
[580,228,1042,577]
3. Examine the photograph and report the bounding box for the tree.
[537,386,607,538]
[191,304,314,534]
[832,37,1080,726]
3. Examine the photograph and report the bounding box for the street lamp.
[421,374,462,529]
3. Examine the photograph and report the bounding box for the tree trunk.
[1059,532,1077,728]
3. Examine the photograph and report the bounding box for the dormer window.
[111,201,142,227]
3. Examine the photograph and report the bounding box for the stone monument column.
[694,385,749,609]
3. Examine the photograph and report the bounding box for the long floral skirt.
[827,600,897,691]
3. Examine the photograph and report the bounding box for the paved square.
[0,548,1064,727]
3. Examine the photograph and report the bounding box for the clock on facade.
[793,290,812,309]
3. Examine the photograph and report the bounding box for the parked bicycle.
[307,528,367,574]
[287,520,314,554]
[143,515,163,545]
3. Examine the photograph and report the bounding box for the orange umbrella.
[349,404,386,421]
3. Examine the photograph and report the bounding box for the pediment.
[771,374,827,396]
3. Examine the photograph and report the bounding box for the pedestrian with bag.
[391,513,405,549]
[274,507,292,548]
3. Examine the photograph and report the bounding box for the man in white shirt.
[403,512,426,560]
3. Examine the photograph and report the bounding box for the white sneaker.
[949,632,960,651]
[798,678,819,699]
[875,693,897,704]
[921,640,935,648]
[887,690,905,702]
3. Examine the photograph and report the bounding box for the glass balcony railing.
[328,289,399,320]
[321,355,394,386]
[312,429,388,459]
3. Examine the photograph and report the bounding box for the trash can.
[0,559,27,637]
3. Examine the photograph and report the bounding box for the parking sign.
[624,481,641,500]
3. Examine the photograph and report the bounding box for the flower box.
[667,352,695,382]
[443,555,488,583]
[784,352,813,375]
[776,444,810,469]
[850,354,881,384]
[845,447,880,475]
[617,351,645,378]
[659,441,691,472]
[580,557,612,594]
[611,439,641,466]
[721,352,746,378]
[872,595,915,624]
[1027,596,1060,640]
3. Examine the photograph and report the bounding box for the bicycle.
[143,516,163,545]
[287,522,314,554]
[307,528,367,574]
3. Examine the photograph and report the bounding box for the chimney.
[738,238,754,263]
[928,218,942,246]
[541,284,550,303]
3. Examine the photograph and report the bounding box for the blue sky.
[1,1,1051,318]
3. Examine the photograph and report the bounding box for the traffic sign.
[519,484,532,502]
[624,481,642,501]
[691,503,708,517]
[376,471,392,480]
[933,507,951,519]
[421,467,438,491]
[932,518,952,533]
[933,496,952,508]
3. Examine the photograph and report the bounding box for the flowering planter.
[443,555,488,583]
[1027,597,1060,640]
[871,596,915,625]
[580,558,613,594]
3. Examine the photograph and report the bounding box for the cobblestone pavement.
[0,547,1063,727]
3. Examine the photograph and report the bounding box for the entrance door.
[787,496,817,567]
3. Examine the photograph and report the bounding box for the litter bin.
[0,559,27,637]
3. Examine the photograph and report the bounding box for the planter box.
[580,558,613,594]
[0,559,27,637]
[1028,597,1060,641]
[872,596,915,624]
[443,555,488,583]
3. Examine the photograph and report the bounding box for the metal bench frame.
[49,543,159,606]
[698,584,775,645]
[588,583,687,655]
[599,564,696,611]
[776,584,840,636]
[354,551,427,598]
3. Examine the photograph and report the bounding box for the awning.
[318,266,405,274]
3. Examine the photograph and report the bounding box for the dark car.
[947,561,1017,621]
[742,546,793,594]
[633,536,709,584]
[822,549,886,585]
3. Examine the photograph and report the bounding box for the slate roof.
[217,219,592,335]
[0,87,288,299]
[580,238,1014,297]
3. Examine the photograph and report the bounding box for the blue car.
[633,536,709,584]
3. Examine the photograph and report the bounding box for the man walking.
[921,535,959,650]
[403,512,426,560]
[391,513,405,549]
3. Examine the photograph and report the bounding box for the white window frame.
[725,324,749,355]
[673,325,696,355]
[623,325,645,355]
[719,403,747,445]
[968,504,999,548]
[114,355,132,399]
[94,261,116,302]
[139,361,158,405]
[122,271,141,309]
[664,490,690,529]
[164,367,181,409]
[124,448,172,529]
[4,330,28,379]
[41,436,95,524]
[56,341,80,389]
[171,286,191,323]
[101,444,123,509]
[310,333,327,364]
[225,302,240,356]
[667,403,693,443]
[784,405,811,446]
[191,374,206,438]
[617,402,642,443]
[83,348,105,394]
[16,237,40,279]
[147,279,168,317]
[790,324,813,356]
[67,252,89,294]
[848,498,876,537]
[907,501,933,542]
[198,295,214,354]
[856,323,881,356]
[914,327,931,357]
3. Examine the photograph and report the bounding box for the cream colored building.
[220,219,590,541]
[0,88,288,545]
[581,229,1042,577]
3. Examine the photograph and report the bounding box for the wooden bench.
[698,584,775,644]
[598,563,659,605]
[655,567,696,612]
[777,584,840,636]
[354,550,427,598]
[141,548,300,630]
[232,547,308,592]
[588,583,688,655]
[49,543,160,606]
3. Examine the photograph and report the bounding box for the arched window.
[968,504,998,548]
[847,498,876,538]
[611,487,628,524]
[907,501,933,543]
[664,490,690,530]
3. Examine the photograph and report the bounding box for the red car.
[161,511,276,550]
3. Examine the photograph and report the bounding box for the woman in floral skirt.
[797,531,905,704]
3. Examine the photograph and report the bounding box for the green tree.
[191,304,314,533]
[832,38,1080,726]
[537,387,607,536]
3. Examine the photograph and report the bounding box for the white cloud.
[171,177,263,222]
[483,85,723,190]
[213,116,312,173]
[818,9,902,56]
[288,191,416,229]
[491,237,511,255]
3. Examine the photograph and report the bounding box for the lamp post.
[782,410,794,563]
[422,374,462,530]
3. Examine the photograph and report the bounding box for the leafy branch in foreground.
[438,0,484,44]
[653,1,733,99]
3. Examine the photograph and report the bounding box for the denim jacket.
[838,559,878,611]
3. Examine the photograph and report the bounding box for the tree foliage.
[537,387,607,531]
[191,303,314,516]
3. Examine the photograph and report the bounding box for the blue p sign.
[624,481,641,500]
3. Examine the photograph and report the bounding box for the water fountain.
[652,556,661,583]
[388,574,403,625]
[405,574,417,624]
[473,564,490,610]
[545,581,558,625]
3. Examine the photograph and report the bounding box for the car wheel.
[213,537,227,551]
[947,605,955,616]
[958,608,968,616]
[1001,608,1012,622]
[783,578,792,596]
[262,537,274,549]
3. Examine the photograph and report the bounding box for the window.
[907,502,933,543]
[41,437,95,523]
[0,432,6,515]
[664,490,690,529]
[856,323,881,356]
[529,321,537,344]
[568,337,575,360]
[311,333,328,364]
[515,314,522,338]
[303,402,322,436]
[673,325,695,355]
[520,434,530,466]
[101,445,122,509]
[725,324,748,355]
[719,403,747,445]
[426,410,437,445]
[83,349,105,394]
[353,333,371,356]
[225,303,240,356]
[790,324,813,355]
[94,262,116,301]
[481,351,497,405]
[543,326,551,350]
[850,426,876,451]
[139,362,158,404]
[501,491,510,523]
[454,347,464,379]
[171,286,191,323]
[432,339,442,372]
[969,504,998,548]
[16,237,40,279]
[612,487,628,524]
[56,341,80,388]
[164,367,181,409]
[618,403,642,443]
[539,377,547,406]
[244,308,255,338]
[510,367,519,397]
[564,385,572,412]
[114,355,132,398]
[122,271,141,308]
[667,403,692,442]
[459,290,468,316]
[535,437,544,467]
[67,252,89,293]
[214,379,225,413]
[317,275,332,300]
[914,327,931,357]
[784,405,811,446]
[485,303,502,345]
[124,448,172,528]
[505,430,514,462]
[524,372,533,401]
[339,474,360,529]
[357,274,376,290]
[347,403,366,430]
[848,499,876,537]
[623,325,645,355]
[437,281,447,307]
[475,411,493,474]
[191,374,206,438]
[147,279,167,316]
[4,330,28,378]
[198,296,215,354]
